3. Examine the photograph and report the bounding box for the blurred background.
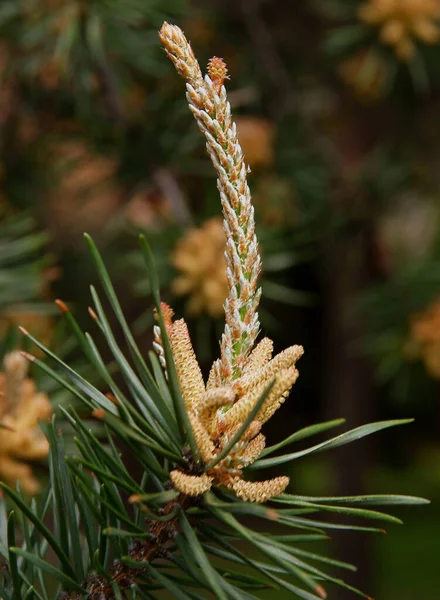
[1,0,439,598]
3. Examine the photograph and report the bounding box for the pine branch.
[0,21,429,600]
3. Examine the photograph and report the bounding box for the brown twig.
[63,493,192,600]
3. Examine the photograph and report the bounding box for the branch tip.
[207,56,229,92]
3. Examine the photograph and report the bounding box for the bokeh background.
[1,1,439,598]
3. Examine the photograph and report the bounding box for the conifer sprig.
[0,22,429,600]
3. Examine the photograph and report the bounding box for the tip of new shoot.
[55,299,69,313]
[207,56,229,93]
[18,326,29,336]
[159,22,169,35]
[316,584,327,599]
[129,494,142,504]
[88,307,98,320]
[20,351,35,363]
